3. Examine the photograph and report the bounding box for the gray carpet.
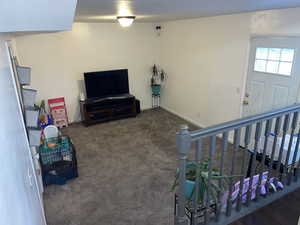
[44,108,300,225]
[44,109,198,225]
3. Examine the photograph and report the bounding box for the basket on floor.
[39,135,78,185]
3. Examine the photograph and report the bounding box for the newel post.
[175,124,191,225]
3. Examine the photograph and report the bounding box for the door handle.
[243,92,250,105]
[243,100,249,105]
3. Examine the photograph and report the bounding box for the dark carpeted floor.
[43,109,300,225]
[44,109,198,225]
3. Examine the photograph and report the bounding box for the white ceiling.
[1,0,77,32]
[75,0,300,23]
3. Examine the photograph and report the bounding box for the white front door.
[243,37,300,117]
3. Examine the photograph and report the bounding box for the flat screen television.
[84,69,129,99]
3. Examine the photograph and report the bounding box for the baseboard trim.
[161,106,205,129]
[141,106,152,112]
[161,106,235,143]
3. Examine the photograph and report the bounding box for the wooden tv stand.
[79,94,137,126]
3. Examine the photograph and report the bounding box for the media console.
[80,94,139,126]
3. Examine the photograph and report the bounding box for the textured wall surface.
[160,8,300,128]
[15,22,160,122]
[0,36,45,225]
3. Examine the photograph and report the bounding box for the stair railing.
[175,104,300,225]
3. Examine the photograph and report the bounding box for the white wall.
[0,35,45,225]
[15,23,160,122]
[160,8,300,128]
[160,14,251,127]
[15,8,300,127]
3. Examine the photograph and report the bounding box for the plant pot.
[151,84,161,96]
[185,179,195,199]
[185,179,207,200]
[185,162,206,201]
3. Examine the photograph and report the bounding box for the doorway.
[243,37,300,117]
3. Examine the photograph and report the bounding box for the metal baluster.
[236,125,252,211]
[226,129,241,217]
[191,140,203,225]
[256,119,272,200]
[284,112,298,185]
[294,142,300,182]
[215,132,228,222]
[296,160,300,182]
[176,125,191,225]
[276,114,291,178]
[266,117,282,189]
[246,122,262,205]
[295,114,300,182]
[291,125,300,183]
[204,135,216,224]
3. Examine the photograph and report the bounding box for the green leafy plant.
[151,64,166,86]
[171,161,240,205]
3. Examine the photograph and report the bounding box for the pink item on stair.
[48,97,69,128]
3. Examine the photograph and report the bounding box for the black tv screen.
[84,69,129,99]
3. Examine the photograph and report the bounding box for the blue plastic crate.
[39,136,72,165]
[39,136,78,185]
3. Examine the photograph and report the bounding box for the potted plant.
[171,161,239,205]
[151,64,166,96]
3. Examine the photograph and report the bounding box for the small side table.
[152,94,160,108]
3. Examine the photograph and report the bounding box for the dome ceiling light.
[117,16,136,27]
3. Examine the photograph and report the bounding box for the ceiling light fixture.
[117,16,136,27]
